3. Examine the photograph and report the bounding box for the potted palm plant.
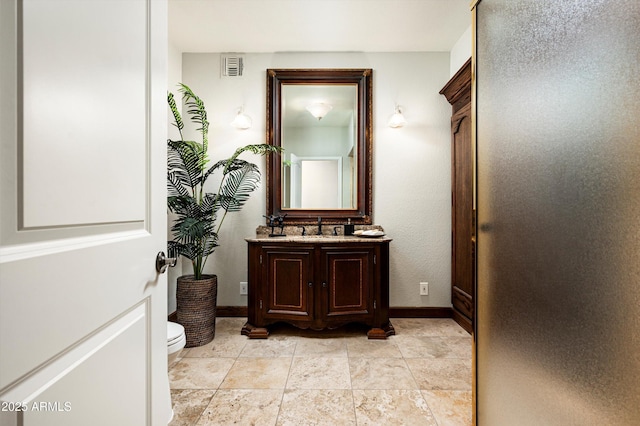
[167,83,280,347]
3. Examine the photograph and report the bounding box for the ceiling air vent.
[221,54,244,77]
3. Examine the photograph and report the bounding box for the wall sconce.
[388,104,407,128]
[305,102,333,120]
[230,107,252,130]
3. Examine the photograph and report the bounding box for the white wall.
[173,52,452,308]
[450,25,472,76]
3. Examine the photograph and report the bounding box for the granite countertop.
[246,225,392,243]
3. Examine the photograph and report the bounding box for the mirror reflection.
[281,84,358,209]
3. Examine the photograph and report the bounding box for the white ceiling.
[169,0,472,53]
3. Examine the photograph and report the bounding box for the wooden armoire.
[440,58,474,333]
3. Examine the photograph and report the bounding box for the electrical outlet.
[420,282,429,296]
[240,281,248,295]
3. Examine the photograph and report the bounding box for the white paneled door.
[0,1,169,425]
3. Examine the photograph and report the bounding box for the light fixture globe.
[231,107,252,129]
[305,102,333,120]
[388,105,407,128]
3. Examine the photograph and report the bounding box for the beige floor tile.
[195,389,282,426]
[266,334,299,342]
[214,317,247,333]
[239,338,297,358]
[406,358,472,390]
[168,389,215,426]
[392,318,470,337]
[395,336,452,358]
[169,358,235,389]
[349,358,418,390]
[353,389,438,426]
[276,389,356,426]
[346,339,403,358]
[294,338,348,357]
[169,351,187,369]
[309,323,372,338]
[219,357,291,389]
[184,334,248,358]
[286,357,351,389]
[422,390,472,426]
[444,336,473,359]
[395,335,471,359]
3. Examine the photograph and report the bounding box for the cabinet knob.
[308,282,313,287]
[322,282,327,288]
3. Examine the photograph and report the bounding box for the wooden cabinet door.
[319,247,375,323]
[451,102,474,330]
[441,58,474,334]
[262,247,314,322]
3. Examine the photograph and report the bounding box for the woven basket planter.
[176,274,217,347]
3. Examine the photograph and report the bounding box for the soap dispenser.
[344,219,355,236]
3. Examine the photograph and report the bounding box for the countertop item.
[248,224,390,243]
[353,230,386,238]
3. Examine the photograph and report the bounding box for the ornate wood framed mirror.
[266,68,373,224]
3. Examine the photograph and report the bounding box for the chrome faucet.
[317,216,322,235]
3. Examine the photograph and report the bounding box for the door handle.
[156,251,177,274]
[479,223,493,232]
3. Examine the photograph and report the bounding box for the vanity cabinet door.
[261,247,314,323]
[319,246,376,324]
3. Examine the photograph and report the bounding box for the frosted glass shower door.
[475,1,640,425]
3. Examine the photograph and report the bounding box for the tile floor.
[168,317,472,426]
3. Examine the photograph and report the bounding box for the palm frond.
[167,195,198,216]
[223,144,282,173]
[201,234,219,257]
[167,91,184,135]
[203,159,227,183]
[201,193,222,216]
[168,240,217,262]
[167,172,190,198]
[219,160,262,212]
[168,140,206,192]
[203,144,281,182]
[178,83,209,160]
[173,217,213,241]
[213,194,239,211]
[232,144,283,157]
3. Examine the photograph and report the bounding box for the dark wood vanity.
[242,235,394,339]
[246,68,392,339]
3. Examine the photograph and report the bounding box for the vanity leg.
[366,321,395,340]
[241,322,270,339]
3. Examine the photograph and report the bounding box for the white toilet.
[167,321,186,366]
[166,321,186,424]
